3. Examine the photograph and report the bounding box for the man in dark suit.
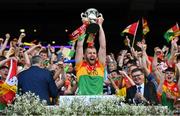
[125,68,158,105]
[18,55,58,105]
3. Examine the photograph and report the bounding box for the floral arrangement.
[5,92,48,115]
[1,92,172,115]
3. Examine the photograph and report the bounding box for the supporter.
[75,16,106,95]
[0,56,17,110]
[126,68,158,105]
[157,67,180,110]
[108,70,135,97]
[0,18,179,112]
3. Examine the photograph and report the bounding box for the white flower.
[4,93,171,115]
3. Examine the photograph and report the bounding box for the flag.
[164,23,180,43]
[69,23,88,42]
[68,41,74,45]
[64,65,69,72]
[121,21,139,36]
[0,59,17,105]
[78,33,87,41]
[87,33,96,43]
[142,18,150,35]
[86,33,96,47]
[62,47,75,60]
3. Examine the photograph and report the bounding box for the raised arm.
[156,63,165,95]
[119,71,135,86]
[0,33,10,56]
[54,62,66,89]
[139,54,150,77]
[17,33,26,46]
[24,44,42,67]
[175,63,180,93]
[75,18,90,65]
[75,36,85,65]
[0,57,16,66]
[117,50,127,68]
[53,61,65,80]
[107,73,119,90]
[152,49,164,83]
[5,47,15,58]
[137,41,151,67]
[97,17,106,65]
[168,37,178,67]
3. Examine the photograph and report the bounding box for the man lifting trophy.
[81,8,103,34]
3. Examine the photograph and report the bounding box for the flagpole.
[131,20,139,48]
[176,22,179,29]
[142,17,145,40]
[142,17,145,39]
[175,22,180,37]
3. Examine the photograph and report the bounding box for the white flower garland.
[2,92,172,115]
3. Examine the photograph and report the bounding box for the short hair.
[0,56,9,69]
[84,46,96,54]
[177,54,180,61]
[131,68,144,75]
[165,67,175,73]
[31,55,42,65]
[123,57,130,64]
[109,69,120,74]
[127,59,137,66]
[0,56,6,61]
[128,64,138,69]
[0,65,9,70]
[39,49,48,55]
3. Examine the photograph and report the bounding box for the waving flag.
[142,18,150,35]
[121,21,139,36]
[0,59,17,105]
[164,23,180,43]
[69,23,88,42]
[62,47,75,60]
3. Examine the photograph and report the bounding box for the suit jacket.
[18,66,58,105]
[125,82,158,105]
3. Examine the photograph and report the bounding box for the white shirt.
[136,83,144,95]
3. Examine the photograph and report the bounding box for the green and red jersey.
[75,60,104,95]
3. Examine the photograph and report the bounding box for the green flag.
[164,24,180,43]
[78,33,87,41]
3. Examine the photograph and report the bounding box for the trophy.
[81,8,102,34]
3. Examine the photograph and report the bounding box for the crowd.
[0,16,179,112]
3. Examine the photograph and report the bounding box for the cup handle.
[98,13,103,18]
[81,13,87,18]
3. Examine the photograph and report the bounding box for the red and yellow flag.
[121,21,139,35]
[0,59,17,104]
[142,18,150,35]
[69,23,88,42]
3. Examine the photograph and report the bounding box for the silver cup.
[81,8,102,34]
